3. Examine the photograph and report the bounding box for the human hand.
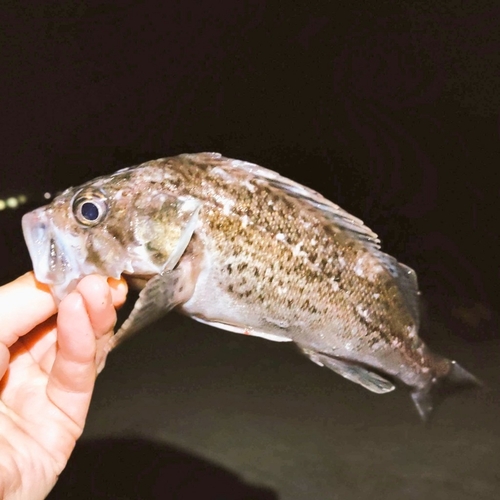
[0,272,127,499]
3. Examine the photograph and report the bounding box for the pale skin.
[0,272,128,499]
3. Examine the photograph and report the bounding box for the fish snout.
[22,209,79,297]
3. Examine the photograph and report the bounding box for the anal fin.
[300,347,395,394]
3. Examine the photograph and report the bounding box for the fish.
[22,152,479,420]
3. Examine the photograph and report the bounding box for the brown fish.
[22,153,478,420]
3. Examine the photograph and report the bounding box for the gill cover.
[106,195,203,349]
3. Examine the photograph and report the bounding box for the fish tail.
[410,360,481,422]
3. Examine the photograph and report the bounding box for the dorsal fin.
[395,261,421,327]
[187,153,420,324]
[373,252,421,326]
[203,154,381,251]
[221,154,422,325]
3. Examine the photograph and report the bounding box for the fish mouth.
[22,209,82,300]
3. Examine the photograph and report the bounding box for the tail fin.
[411,361,482,422]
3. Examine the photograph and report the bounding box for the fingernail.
[107,277,128,307]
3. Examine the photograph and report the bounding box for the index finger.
[0,272,56,346]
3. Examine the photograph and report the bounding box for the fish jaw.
[22,207,122,300]
[22,208,82,299]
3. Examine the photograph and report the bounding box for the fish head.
[22,168,202,301]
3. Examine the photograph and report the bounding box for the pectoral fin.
[104,197,201,354]
[109,268,185,350]
[300,347,395,394]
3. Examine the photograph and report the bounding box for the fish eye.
[72,190,108,226]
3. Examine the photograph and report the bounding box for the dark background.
[1,2,499,499]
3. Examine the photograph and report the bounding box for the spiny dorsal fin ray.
[197,153,422,325]
[203,153,425,325]
[188,153,381,251]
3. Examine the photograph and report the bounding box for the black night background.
[0,2,499,499]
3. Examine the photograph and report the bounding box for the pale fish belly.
[179,249,294,343]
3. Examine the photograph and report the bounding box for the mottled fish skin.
[22,153,479,420]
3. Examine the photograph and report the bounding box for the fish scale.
[172,158,407,348]
[22,152,479,420]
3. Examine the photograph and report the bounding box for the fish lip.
[22,209,52,280]
[22,209,82,300]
